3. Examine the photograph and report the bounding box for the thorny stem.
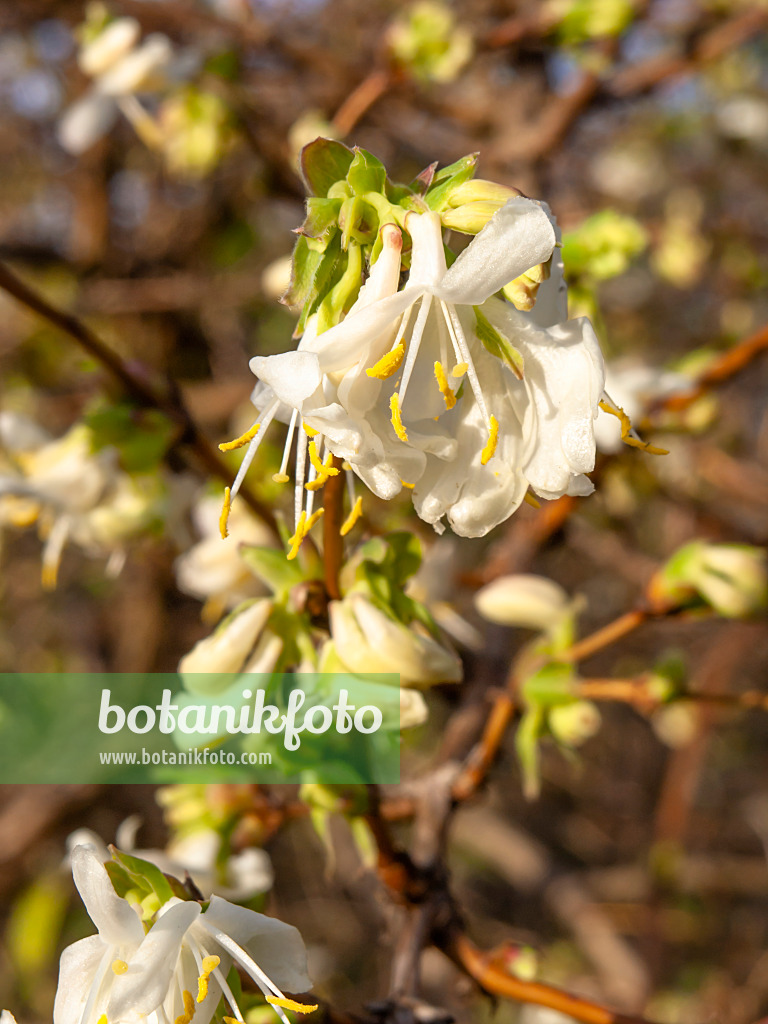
[0,261,277,532]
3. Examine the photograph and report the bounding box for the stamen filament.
[398,295,433,406]
[273,409,298,484]
[441,301,490,425]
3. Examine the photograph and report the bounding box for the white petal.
[437,198,556,306]
[79,19,141,77]
[526,202,568,328]
[57,92,118,154]
[307,289,418,373]
[108,900,201,1019]
[53,936,107,1024]
[201,896,313,993]
[250,352,322,410]
[98,35,172,95]
[404,211,448,289]
[71,846,145,948]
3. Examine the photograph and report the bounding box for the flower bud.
[178,599,273,679]
[329,592,462,687]
[442,201,506,234]
[475,574,570,632]
[502,260,551,312]
[447,180,523,208]
[649,541,768,618]
[548,700,601,747]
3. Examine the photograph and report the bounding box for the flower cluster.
[55,846,316,1024]
[219,142,605,549]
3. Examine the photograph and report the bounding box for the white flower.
[55,847,314,1024]
[58,18,173,154]
[329,591,462,687]
[224,195,604,540]
[474,574,571,632]
[175,493,273,615]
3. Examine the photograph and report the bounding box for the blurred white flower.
[475,574,571,633]
[58,16,174,154]
[175,493,273,617]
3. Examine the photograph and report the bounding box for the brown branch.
[564,608,649,664]
[448,932,656,1024]
[0,260,277,531]
[646,321,768,419]
[331,69,393,138]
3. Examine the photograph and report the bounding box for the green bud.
[649,541,768,618]
[521,661,576,708]
[447,180,522,208]
[442,201,505,234]
[548,700,601,747]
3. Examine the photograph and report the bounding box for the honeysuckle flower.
[0,424,163,586]
[175,493,273,617]
[55,846,314,1024]
[58,17,174,154]
[329,591,462,687]
[474,575,571,632]
[178,599,281,679]
[66,827,273,903]
[224,192,604,542]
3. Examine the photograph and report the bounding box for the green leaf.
[7,874,69,978]
[300,138,355,197]
[110,846,175,906]
[346,148,387,197]
[473,307,524,378]
[424,153,478,212]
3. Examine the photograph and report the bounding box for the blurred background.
[1,1,768,1023]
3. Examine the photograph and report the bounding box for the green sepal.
[300,198,343,239]
[292,232,344,336]
[240,545,307,599]
[315,241,362,333]
[346,147,387,197]
[520,661,576,708]
[300,138,355,197]
[108,845,176,906]
[424,152,478,212]
[474,307,524,378]
[515,704,545,800]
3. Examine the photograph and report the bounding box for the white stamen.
[294,427,308,530]
[398,295,433,408]
[441,300,490,424]
[229,400,280,502]
[278,409,299,479]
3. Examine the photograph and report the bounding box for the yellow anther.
[41,560,60,591]
[480,415,499,466]
[452,362,469,378]
[287,511,307,561]
[434,361,457,410]
[272,472,290,483]
[366,341,405,380]
[196,955,220,1003]
[303,423,319,438]
[219,487,231,539]
[98,1015,108,1024]
[223,1018,239,1024]
[598,400,668,455]
[306,507,325,531]
[400,480,415,489]
[340,496,363,536]
[111,959,129,975]
[174,991,196,1024]
[306,443,339,491]
[266,996,319,1015]
[523,491,541,509]
[390,393,408,442]
[341,461,352,471]
[218,423,260,453]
